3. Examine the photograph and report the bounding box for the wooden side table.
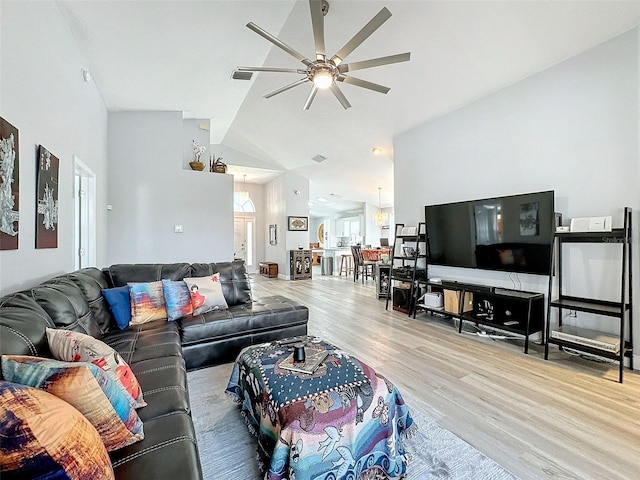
[259,262,278,278]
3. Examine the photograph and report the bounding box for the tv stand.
[417,279,545,354]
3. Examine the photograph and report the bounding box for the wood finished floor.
[246,270,640,480]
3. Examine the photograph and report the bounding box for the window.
[234,193,255,213]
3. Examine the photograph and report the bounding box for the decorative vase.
[189,161,205,171]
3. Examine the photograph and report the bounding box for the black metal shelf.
[554,229,626,243]
[385,222,429,315]
[418,281,545,353]
[547,338,625,361]
[549,296,630,317]
[544,207,633,383]
[460,312,532,336]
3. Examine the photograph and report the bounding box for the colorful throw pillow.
[0,380,115,479]
[128,281,167,325]
[102,285,132,329]
[183,273,229,315]
[45,328,145,408]
[2,355,144,452]
[162,279,193,321]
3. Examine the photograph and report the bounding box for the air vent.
[232,70,253,81]
[312,154,327,163]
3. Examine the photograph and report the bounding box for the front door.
[234,215,255,269]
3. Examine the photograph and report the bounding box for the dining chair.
[351,245,375,283]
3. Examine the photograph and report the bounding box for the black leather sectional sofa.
[0,260,308,480]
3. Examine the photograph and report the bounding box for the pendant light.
[237,174,250,200]
[373,187,388,227]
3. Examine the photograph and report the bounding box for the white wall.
[0,1,109,295]
[107,112,233,264]
[263,172,309,279]
[394,28,639,363]
[264,174,288,276]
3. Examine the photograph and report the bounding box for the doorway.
[73,156,97,270]
[234,216,255,270]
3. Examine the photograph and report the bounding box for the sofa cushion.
[191,260,251,306]
[180,296,308,346]
[128,281,167,325]
[65,268,115,334]
[101,319,182,365]
[109,412,202,480]
[162,279,193,321]
[46,328,145,408]
[129,356,190,422]
[0,293,54,359]
[103,286,133,329]
[0,380,115,479]
[28,279,101,338]
[183,274,228,315]
[105,263,192,287]
[2,356,144,452]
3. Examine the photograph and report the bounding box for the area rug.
[188,364,517,480]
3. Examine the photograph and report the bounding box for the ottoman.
[225,336,415,480]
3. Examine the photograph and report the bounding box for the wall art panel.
[0,117,19,250]
[35,145,59,249]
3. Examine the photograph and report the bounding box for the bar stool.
[339,254,353,276]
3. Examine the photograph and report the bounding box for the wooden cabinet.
[290,250,312,280]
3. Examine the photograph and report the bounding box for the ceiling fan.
[238,0,410,110]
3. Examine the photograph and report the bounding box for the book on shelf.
[280,349,329,375]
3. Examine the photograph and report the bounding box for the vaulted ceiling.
[58,0,640,216]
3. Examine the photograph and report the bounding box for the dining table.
[361,248,392,262]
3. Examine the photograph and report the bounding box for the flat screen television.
[425,190,555,275]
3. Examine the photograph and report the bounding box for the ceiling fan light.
[313,69,333,89]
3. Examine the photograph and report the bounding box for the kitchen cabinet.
[335,216,361,237]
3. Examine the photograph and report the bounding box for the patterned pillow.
[183,273,229,315]
[46,328,145,409]
[0,380,115,479]
[2,355,144,452]
[128,281,167,325]
[102,285,132,329]
[162,279,193,321]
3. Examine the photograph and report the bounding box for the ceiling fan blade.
[329,83,352,109]
[238,66,307,74]
[309,0,326,61]
[247,22,313,67]
[330,7,392,65]
[338,75,390,94]
[303,86,319,110]
[264,78,310,99]
[338,52,410,74]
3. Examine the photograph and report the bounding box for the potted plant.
[189,140,206,171]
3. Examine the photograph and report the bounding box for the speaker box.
[393,286,411,313]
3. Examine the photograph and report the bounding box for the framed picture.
[0,116,19,250]
[402,245,417,258]
[288,216,308,231]
[35,145,59,249]
[269,224,277,245]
